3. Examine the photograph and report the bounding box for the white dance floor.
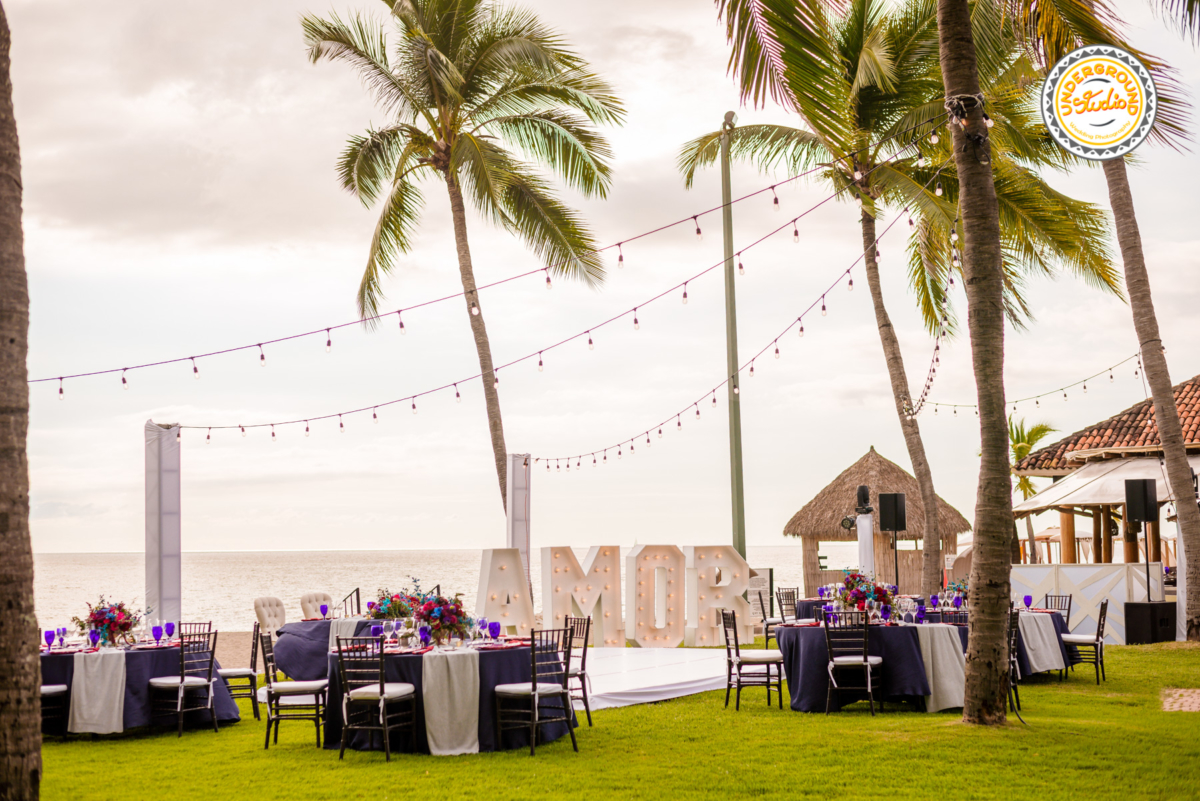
[582,647,728,710]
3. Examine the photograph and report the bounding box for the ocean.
[33,545,860,632]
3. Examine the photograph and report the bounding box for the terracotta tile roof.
[1015,374,1200,475]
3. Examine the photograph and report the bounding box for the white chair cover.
[300,592,333,620]
[254,597,286,635]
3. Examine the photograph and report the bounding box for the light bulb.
[398,313,406,333]
[176,429,181,443]
[618,246,624,268]
[240,425,246,438]
[121,371,128,390]
[738,256,744,275]
[271,426,276,442]
[545,271,552,290]
[854,170,863,180]
[325,329,332,352]
[411,399,417,414]
[712,393,717,407]
[373,408,378,424]
[750,362,755,378]
[733,385,739,395]
[821,296,827,316]
[630,442,635,455]
[950,232,958,243]
[875,246,881,261]
[455,384,461,403]
[774,342,780,359]
[259,345,266,367]
[206,429,211,444]
[935,182,943,197]
[682,285,688,305]
[793,225,799,243]
[339,416,345,433]
[930,133,939,144]
[593,455,597,466]
[856,195,863,207]
[603,451,607,463]
[493,371,500,389]
[657,428,662,439]
[848,275,854,291]
[538,353,544,372]
[305,421,310,437]
[772,189,779,211]
[984,114,994,128]
[588,334,594,350]
[1109,371,1114,383]
[1083,383,1088,394]
[695,405,700,420]
[633,311,639,330]
[677,416,682,432]
[192,359,199,380]
[694,217,702,240]
[557,460,561,471]
[470,303,479,316]
[618,447,622,460]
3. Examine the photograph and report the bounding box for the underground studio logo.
[1041,46,1156,160]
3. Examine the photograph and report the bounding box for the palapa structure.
[783,447,972,595]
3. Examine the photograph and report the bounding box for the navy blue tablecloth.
[795,600,823,620]
[275,620,373,681]
[323,647,573,753]
[40,647,240,731]
[775,625,933,712]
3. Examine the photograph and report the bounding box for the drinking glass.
[320,604,329,620]
[371,624,383,639]
[1023,595,1032,610]
[930,594,939,609]
[44,630,55,649]
[488,621,501,640]
[57,627,66,647]
[164,622,175,639]
[88,630,100,648]
[881,605,891,622]
[383,620,394,644]
[953,595,963,610]
[152,625,163,645]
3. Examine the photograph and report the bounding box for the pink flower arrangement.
[71,597,141,646]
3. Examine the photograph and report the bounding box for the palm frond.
[359,178,425,320]
[677,124,831,188]
[486,110,614,197]
[499,164,605,286]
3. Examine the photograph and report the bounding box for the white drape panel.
[915,624,966,712]
[1018,612,1066,673]
[421,650,480,755]
[328,618,362,651]
[145,421,181,624]
[68,650,127,734]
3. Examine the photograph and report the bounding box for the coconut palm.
[0,3,41,795]
[1003,0,1200,642]
[303,0,624,510]
[682,0,1118,601]
[1008,417,1055,563]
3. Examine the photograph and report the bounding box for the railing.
[341,588,361,617]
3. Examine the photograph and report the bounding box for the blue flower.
[432,607,443,618]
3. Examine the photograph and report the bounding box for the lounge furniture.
[149,631,220,736]
[1042,594,1073,627]
[335,636,416,762]
[40,684,69,737]
[260,630,328,750]
[218,621,261,720]
[756,590,783,648]
[720,609,784,711]
[300,593,334,620]
[823,610,883,716]
[776,587,799,622]
[254,597,286,636]
[495,628,578,756]
[1061,599,1108,684]
[565,615,593,726]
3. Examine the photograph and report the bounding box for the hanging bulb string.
[180,151,950,437]
[34,113,948,389]
[912,352,1141,416]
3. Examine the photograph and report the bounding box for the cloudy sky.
[10,0,1199,554]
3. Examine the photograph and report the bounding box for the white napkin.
[328,618,363,651]
[68,650,127,734]
[421,649,480,755]
[915,624,966,713]
[1019,611,1066,673]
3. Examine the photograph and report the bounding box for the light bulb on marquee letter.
[541,547,624,647]
[685,545,753,646]
[625,545,685,648]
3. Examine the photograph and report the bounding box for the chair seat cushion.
[347,682,415,701]
[568,665,583,677]
[217,667,255,678]
[149,675,210,688]
[831,655,883,666]
[1060,633,1099,645]
[494,682,565,697]
[763,617,784,625]
[40,684,69,696]
[270,679,329,696]
[737,649,784,664]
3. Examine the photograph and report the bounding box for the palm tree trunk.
[936,0,1012,724]
[860,213,942,597]
[1102,155,1200,641]
[445,176,508,512]
[0,4,42,796]
[1025,516,1038,564]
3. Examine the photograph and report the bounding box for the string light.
[695,403,700,420]
[373,407,378,424]
[493,370,500,389]
[772,186,780,211]
[271,424,276,442]
[847,271,854,291]
[821,296,827,316]
[454,384,461,402]
[399,311,408,332]
[176,428,181,443]
[545,270,553,290]
[412,398,418,414]
[259,345,266,367]
[121,370,128,390]
[676,414,682,432]
[588,332,594,350]
[339,415,345,433]
[206,428,211,444]
[470,296,479,316]
[792,222,799,243]
[325,329,332,353]
[240,425,246,438]
[749,361,755,378]
[538,352,544,371]
[935,181,944,197]
[711,390,717,407]
[305,420,310,437]
[798,318,805,337]
[854,170,863,180]
[192,358,199,380]
[930,133,939,144]
[693,217,702,241]
[617,244,624,268]
[657,427,663,439]
[682,284,689,305]
[633,309,640,330]
[774,340,780,359]
[738,254,744,275]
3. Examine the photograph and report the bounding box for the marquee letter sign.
[540,546,624,646]
[625,545,685,648]
[684,546,752,646]
[475,548,535,635]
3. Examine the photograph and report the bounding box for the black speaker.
[879,493,907,531]
[1125,601,1176,644]
[1125,478,1158,523]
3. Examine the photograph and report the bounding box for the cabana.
[782,447,971,595]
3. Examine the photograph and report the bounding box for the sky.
[10,0,1200,554]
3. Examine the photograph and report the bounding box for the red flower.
[857,601,866,611]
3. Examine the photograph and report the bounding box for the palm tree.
[1004,0,1200,642]
[683,0,1117,601]
[303,0,624,510]
[0,3,41,795]
[1008,417,1055,563]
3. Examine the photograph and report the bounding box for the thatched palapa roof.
[782,447,971,541]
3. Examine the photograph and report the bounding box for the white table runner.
[328,618,364,651]
[1019,612,1066,673]
[915,624,966,713]
[68,650,126,734]
[421,649,480,755]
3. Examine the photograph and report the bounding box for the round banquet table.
[923,610,1078,676]
[39,647,241,732]
[274,619,373,681]
[775,624,961,712]
[323,647,574,753]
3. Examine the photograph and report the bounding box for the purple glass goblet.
[1023,595,1032,610]
[419,625,431,646]
[488,621,501,639]
[44,630,55,649]
[164,622,175,639]
[371,624,383,639]
[818,587,825,598]
[953,596,962,609]
[930,594,939,607]
[320,604,329,619]
[881,605,891,621]
[57,628,66,647]
[152,625,163,645]
[89,630,100,648]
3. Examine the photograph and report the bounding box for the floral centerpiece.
[71,597,141,647]
[412,593,471,645]
[947,578,969,599]
[837,571,891,611]
[368,589,417,620]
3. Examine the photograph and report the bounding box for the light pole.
[720,111,747,560]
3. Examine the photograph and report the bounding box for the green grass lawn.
[42,642,1200,801]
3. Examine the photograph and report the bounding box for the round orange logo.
[1041,46,1156,160]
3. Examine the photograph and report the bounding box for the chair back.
[179,622,212,636]
[822,610,868,662]
[1007,610,1021,671]
[300,592,334,619]
[335,636,386,699]
[530,629,572,690]
[564,616,591,671]
[179,631,217,684]
[755,590,772,621]
[254,596,286,635]
[776,587,798,622]
[249,621,260,672]
[1042,593,1072,625]
[942,611,969,626]
[259,630,282,687]
[720,609,741,660]
[1095,599,1109,642]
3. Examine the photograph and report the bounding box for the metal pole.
[720,111,747,560]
